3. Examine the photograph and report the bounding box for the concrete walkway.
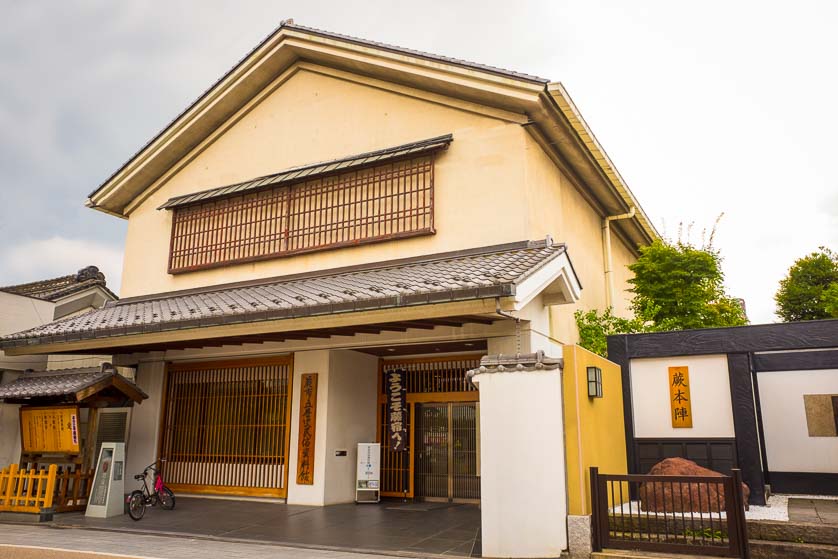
[0,498,481,558]
[0,524,397,559]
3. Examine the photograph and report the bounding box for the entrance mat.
[385,502,458,512]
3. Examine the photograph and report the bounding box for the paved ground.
[46,497,481,557]
[788,498,838,525]
[0,524,400,559]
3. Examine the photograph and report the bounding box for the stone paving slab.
[0,524,402,559]
[789,498,838,525]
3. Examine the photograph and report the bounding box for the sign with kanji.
[668,366,693,428]
[20,405,81,454]
[386,369,408,452]
[296,373,318,485]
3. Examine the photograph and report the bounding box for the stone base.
[567,514,592,558]
[0,509,53,523]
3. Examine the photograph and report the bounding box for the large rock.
[638,457,749,513]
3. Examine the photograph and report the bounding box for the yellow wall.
[562,344,628,516]
[119,65,639,343]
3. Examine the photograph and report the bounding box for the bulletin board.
[20,405,81,454]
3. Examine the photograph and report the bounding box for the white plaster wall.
[323,350,379,505]
[0,372,21,466]
[125,360,166,478]
[630,355,735,438]
[472,369,567,558]
[758,369,838,473]
[287,350,331,505]
[0,291,54,372]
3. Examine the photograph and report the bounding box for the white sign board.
[356,442,380,503]
[86,442,125,518]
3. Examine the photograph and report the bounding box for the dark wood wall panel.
[635,438,737,475]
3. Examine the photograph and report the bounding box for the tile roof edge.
[19,367,106,377]
[115,238,560,306]
[157,133,454,210]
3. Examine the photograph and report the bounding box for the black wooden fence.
[590,467,749,558]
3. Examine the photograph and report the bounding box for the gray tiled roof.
[0,266,116,302]
[159,134,453,210]
[0,365,147,400]
[1,239,566,349]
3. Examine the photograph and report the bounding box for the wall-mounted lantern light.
[587,366,603,398]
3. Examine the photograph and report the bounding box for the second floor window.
[162,136,450,273]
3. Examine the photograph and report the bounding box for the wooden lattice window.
[168,155,436,273]
[159,357,293,497]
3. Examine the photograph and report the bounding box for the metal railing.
[590,466,749,558]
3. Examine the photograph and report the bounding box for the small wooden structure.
[0,363,146,514]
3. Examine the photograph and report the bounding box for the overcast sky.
[1,1,835,324]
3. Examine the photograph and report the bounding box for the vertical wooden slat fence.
[54,467,94,512]
[0,464,57,513]
[168,155,435,273]
[590,467,749,558]
[159,358,293,497]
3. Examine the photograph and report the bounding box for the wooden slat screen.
[160,358,292,497]
[378,355,480,497]
[380,356,480,396]
[168,155,435,273]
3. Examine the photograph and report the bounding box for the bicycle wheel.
[159,486,176,510]
[127,490,146,521]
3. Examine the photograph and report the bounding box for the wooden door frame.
[376,354,481,499]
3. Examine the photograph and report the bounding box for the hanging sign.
[386,369,408,451]
[20,405,81,454]
[669,366,693,428]
[296,373,318,485]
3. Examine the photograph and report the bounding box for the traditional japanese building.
[0,22,654,557]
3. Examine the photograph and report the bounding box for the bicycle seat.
[134,474,145,480]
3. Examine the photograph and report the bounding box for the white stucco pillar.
[287,349,331,505]
[469,352,567,558]
[287,349,379,505]
[125,359,165,478]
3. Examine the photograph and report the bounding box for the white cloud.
[0,237,123,296]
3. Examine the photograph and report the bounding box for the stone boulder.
[639,457,749,513]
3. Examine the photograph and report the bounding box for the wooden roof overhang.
[85,22,657,248]
[3,304,503,357]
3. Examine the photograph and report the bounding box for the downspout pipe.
[603,207,636,309]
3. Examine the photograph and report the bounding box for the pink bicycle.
[127,460,175,520]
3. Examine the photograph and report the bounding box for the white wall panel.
[630,355,735,438]
[758,369,838,473]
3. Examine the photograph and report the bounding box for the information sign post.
[85,442,125,518]
[355,442,380,503]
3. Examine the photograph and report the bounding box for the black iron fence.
[590,467,749,558]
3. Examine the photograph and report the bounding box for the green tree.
[575,236,747,356]
[774,247,838,321]
[628,239,748,330]
[574,308,643,357]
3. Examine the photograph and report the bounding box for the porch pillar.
[469,352,567,558]
[125,358,166,478]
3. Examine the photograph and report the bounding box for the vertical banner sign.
[668,366,693,428]
[296,373,318,485]
[387,369,408,451]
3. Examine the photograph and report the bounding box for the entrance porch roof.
[0,363,147,405]
[1,239,580,356]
